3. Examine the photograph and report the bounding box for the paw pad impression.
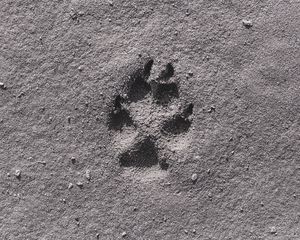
[107,58,194,170]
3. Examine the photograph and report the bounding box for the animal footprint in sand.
[107,58,194,170]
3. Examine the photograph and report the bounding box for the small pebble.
[68,183,73,189]
[121,231,127,237]
[191,173,198,182]
[7,173,10,177]
[184,230,188,234]
[78,66,84,71]
[192,229,196,234]
[15,169,21,178]
[0,82,6,90]
[85,170,91,181]
[17,92,25,98]
[71,157,76,164]
[76,181,83,188]
[175,189,181,195]
[208,106,215,113]
[37,161,46,165]
[96,233,100,239]
[242,19,253,28]
[270,226,277,234]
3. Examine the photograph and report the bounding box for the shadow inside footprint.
[157,63,174,81]
[162,115,191,135]
[161,103,194,135]
[108,95,134,131]
[127,59,153,102]
[119,137,158,168]
[128,76,151,102]
[152,82,179,104]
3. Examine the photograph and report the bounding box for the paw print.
[107,58,194,170]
